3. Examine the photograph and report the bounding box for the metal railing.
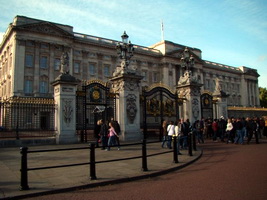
[0,97,56,139]
[20,135,196,190]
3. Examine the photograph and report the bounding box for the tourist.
[195,120,204,144]
[212,119,218,141]
[111,118,121,150]
[94,119,101,147]
[99,120,109,150]
[225,118,233,144]
[161,120,168,148]
[247,117,259,144]
[174,119,182,154]
[181,118,190,149]
[106,121,119,151]
[234,118,244,144]
[218,116,226,142]
[167,121,175,149]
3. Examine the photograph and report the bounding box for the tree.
[259,87,267,108]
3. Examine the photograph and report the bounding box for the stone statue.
[60,52,70,74]
[214,78,221,92]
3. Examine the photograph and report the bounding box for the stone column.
[212,78,228,118]
[51,73,80,144]
[51,54,80,145]
[110,73,143,141]
[177,82,202,123]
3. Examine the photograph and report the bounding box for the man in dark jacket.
[247,117,259,144]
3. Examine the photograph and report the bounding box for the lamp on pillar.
[181,47,194,73]
[178,47,198,85]
[116,31,134,72]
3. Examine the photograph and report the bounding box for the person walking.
[94,119,101,147]
[161,120,168,148]
[181,118,190,149]
[167,121,175,149]
[212,119,218,142]
[106,121,119,151]
[234,118,244,144]
[225,118,233,144]
[247,117,259,144]
[218,116,226,142]
[99,120,108,150]
[174,120,182,154]
[111,118,121,150]
[195,120,204,144]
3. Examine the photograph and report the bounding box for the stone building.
[0,16,262,124]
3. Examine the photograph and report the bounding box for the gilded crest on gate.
[147,98,160,116]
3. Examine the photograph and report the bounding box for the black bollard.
[173,136,178,163]
[20,147,29,190]
[142,139,148,171]
[188,133,193,156]
[89,143,97,180]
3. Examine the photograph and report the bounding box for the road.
[25,139,267,200]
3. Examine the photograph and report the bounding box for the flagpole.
[161,20,164,41]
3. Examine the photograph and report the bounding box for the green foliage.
[259,87,267,107]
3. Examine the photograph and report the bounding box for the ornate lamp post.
[116,31,134,72]
[180,47,195,75]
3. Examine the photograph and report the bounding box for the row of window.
[25,54,111,76]
[24,80,48,94]
[205,79,240,92]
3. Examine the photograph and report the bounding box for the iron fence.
[0,97,56,139]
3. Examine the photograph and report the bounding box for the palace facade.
[0,16,261,111]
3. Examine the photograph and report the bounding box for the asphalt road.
[24,139,267,200]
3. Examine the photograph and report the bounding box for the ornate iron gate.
[201,93,213,119]
[76,80,116,142]
[142,84,179,140]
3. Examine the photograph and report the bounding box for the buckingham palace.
[0,15,266,141]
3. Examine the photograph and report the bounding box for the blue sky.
[0,0,266,88]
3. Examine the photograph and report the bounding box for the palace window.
[25,54,34,67]
[40,81,48,93]
[153,72,159,82]
[142,71,147,81]
[74,62,80,73]
[103,65,110,77]
[89,63,96,75]
[24,80,33,94]
[205,79,210,89]
[54,58,60,71]
[40,56,48,69]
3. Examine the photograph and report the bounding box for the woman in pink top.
[106,122,118,151]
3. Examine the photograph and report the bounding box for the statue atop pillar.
[178,47,198,85]
[60,52,70,74]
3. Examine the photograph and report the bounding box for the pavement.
[0,139,202,200]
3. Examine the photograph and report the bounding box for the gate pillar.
[110,73,143,141]
[51,72,80,144]
[213,79,229,119]
[177,71,203,123]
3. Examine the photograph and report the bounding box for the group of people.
[94,118,121,151]
[161,116,266,151]
[205,116,266,145]
[162,118,191,154]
